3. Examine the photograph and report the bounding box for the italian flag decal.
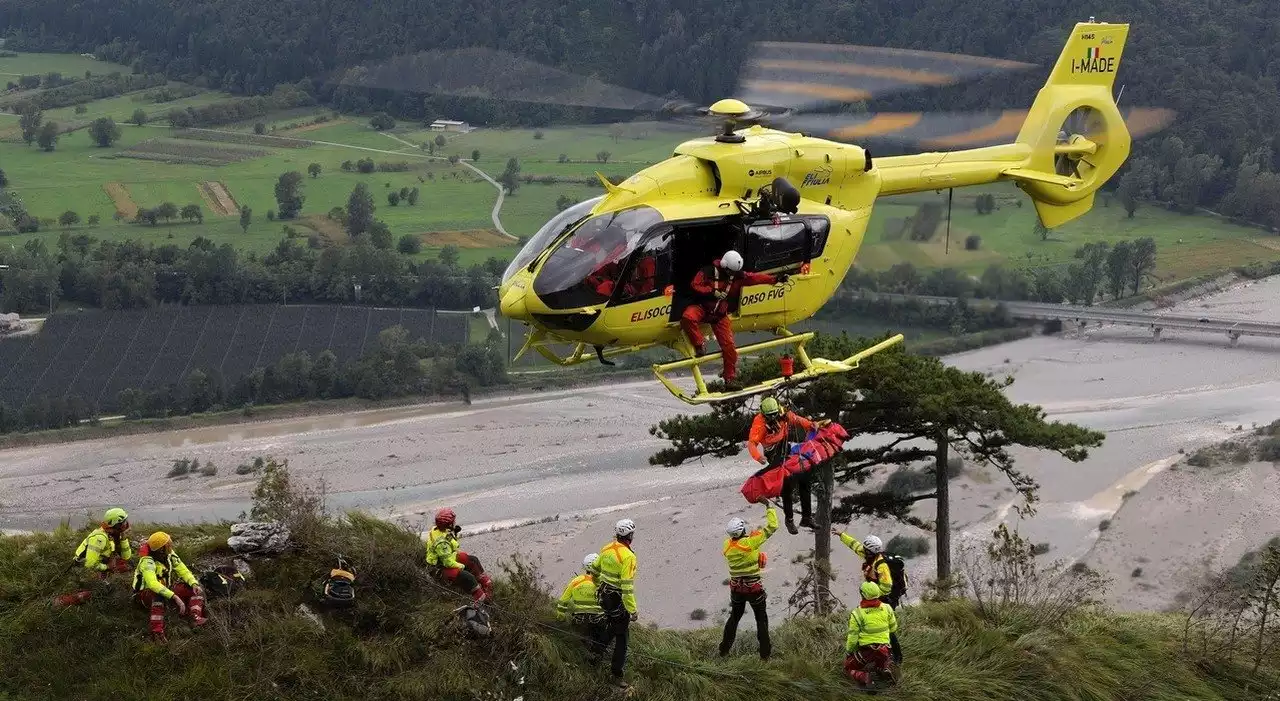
[1086,46,1101,61]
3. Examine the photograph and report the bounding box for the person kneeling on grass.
[844,581,899,687]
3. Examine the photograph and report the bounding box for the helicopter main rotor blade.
[787,107,1175,149]
[335,47,683,113]
[735,42,1037,112]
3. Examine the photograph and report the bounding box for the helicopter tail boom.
[875,21,1135,228]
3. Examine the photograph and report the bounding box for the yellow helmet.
[761,397,782,417]
[103,507,129,528]
[147,532,172,551]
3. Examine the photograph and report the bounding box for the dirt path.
[198,181,239,217]
[378,131,514,240]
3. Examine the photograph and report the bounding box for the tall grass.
[2,516,1277,700]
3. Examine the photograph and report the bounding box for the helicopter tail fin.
[1008,21,1132,228]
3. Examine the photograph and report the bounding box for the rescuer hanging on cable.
[425,508,493,603]
[719,503,778,660]
[747,397,825,534]
[680,250,786,385]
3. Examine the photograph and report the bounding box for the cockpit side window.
[615,227,674,305]
[502,196,603,284]
[532,206,664,310]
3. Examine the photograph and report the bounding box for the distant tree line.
[0,232,503,314]
[844,237,1159,306]
[817,295,1017,335]
[0,325,507,436]
[5,72,166,110]
[164,84,314,128]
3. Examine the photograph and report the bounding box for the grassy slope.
[861,187,1278,283]
[2,518,1275,701]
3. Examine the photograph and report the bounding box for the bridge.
[850,291,1280,347]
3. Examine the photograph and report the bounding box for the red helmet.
[434,508,456,529]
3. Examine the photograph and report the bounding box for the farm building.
[429,119,472,133]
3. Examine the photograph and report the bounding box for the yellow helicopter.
[345,21,1172,404]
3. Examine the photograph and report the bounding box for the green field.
[1,52,1274,287]
[859,185,1279,283]
[0,51,130,78]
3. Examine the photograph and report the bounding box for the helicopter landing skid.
[514,328,658,367]
[652,332,904,405]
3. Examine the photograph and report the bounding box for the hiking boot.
[611,677,630,691]
[798,517,814,530]
[693,345,706,357]
[192,615,209,627]
[785,518,799,535]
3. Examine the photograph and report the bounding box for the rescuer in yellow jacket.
[719,504,778,660]
[557,553,610,662]
[425,508,493,603]
[74,507,134,573]
[56,508,135,608]
[844,581,900,686]
[132,531,206,640]
[835,530,903,662]
[557,553,605,620]
[595,519,638,689]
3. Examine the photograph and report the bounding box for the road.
[140,126,517,240]
[378,132,513,239]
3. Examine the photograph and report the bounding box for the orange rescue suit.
[747,411,816,464]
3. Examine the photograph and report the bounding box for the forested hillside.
[2,0,1279,225]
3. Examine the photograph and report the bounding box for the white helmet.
[615,518,636,538]
[862,535,884,554]
[720,250,744,272]
[726,517,748,538]
[583,553,600,571]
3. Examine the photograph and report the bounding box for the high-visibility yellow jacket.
[132,548,197,600]
[596,540,638,614]
[840,533,893,597]
[425,527,463,571]
[556,573,604,619]
[723,507,778,579]
[846,601,899,651]
[74,527,132,572]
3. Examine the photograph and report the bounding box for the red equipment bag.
[741,465,787,503]
[741,422,851,504]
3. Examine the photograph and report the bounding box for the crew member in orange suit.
[680,250,785,383]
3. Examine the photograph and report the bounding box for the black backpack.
[198,565,245,599]
[318,557,356,608]
[882,554,908,604]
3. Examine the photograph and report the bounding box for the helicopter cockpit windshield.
[532,206,664,309]
[502,196,604,284]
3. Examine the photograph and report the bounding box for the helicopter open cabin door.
[735,216,829,326]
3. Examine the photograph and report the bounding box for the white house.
[429,119,472,133]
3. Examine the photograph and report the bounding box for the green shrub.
[886,534,930,557]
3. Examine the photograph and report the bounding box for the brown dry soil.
[102,181,138,218]
[418,229,510,248]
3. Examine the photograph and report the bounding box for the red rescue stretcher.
[741,422,850,503]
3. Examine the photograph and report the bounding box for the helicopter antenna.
[1115,83,1126,107]
[944,188,954,255]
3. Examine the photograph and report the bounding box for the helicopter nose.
[498,280,530,321]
